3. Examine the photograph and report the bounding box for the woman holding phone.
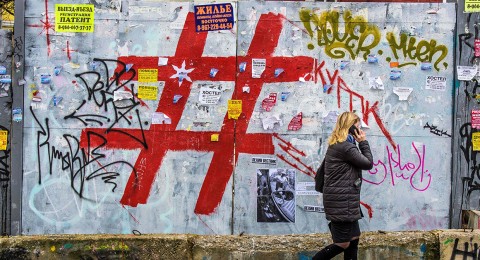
[313,112,374,260]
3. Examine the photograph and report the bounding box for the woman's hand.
[353,128,366,142]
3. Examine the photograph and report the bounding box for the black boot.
[312,244,344,260]
[343,239,359,260]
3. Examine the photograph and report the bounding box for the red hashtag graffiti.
[80,12,395,215]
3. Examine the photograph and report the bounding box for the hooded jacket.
[322,140,373,222]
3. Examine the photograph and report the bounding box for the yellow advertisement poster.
[228,100,242,120]
[466,0,480,13]
[473,132,480,151]
[138,69,158,83]
[55,4,95,33]
[0,130,7,150]
[138,85,158,100]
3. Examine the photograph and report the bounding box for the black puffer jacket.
[323,140,373,222]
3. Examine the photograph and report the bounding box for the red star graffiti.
[81,12,395,215]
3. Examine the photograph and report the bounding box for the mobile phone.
[349,125,358,136]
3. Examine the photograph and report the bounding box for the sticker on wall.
[152,112,172,124]
[158,57,168,66]
[0,66,6,75]
[280,92,290,101]
[368,77,384,90]
[89,61,99,71]
[457,66,477,81]
[389,70,402,80]
[393,87,413,101]
[425,76,447,91]
[32,90,42,102]
[367,55,378,64]
[0,130,7,150]
[340,60,349,70]
[138,69,158,83]
[54,66,62,76]
[262,114,282,130]
[210,68,219,78]
[125,64,133,72]
[288,112,302,131]
[476,39,480,56]
[227,99,242,119]
[0,75,11,85]
[262,93,277,112]
[252,58,266,78]
[210,134,219,142]
[390,62,399,68]
[54,4,95,33]
[257,168,296,223]
[473,132,480,151]
[274,68,284,78]
[173,94,183,103]
[296,182,319,196]
[39,74,50,84]
[252,157,277,165]
[421,63,432,71]
[239,62,247,72]
[52,96,63,106]
[0,91,7,98]
[194,3,234,32]
[242,86,250,93]
[12,107,22,122]
[303,205,324,213]
[323,84,332,93]
[472,110,480,129]
[138,85,158,100]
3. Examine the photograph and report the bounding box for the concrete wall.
[22,0,455,235]
[2,230,479,260]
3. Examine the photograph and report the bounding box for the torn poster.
[152,112,172,124]
[0,130,7,150]
[199,84,222,105]
[251,157,277,165]
[262,114,282,130]
[252,58,266,78]
[261,93,277,112]
[425,76,447,91]
[457,66,477,81]
[158,57,168,66]
[471,110,480,129]
[393,87,413,101]
[368,77,384,90]
[288,112,302,131]
[113,90,133,101]
[138,85,158,100]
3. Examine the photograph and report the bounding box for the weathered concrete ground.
[0,229,476,259]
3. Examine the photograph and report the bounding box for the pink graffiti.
[363,142,432,191]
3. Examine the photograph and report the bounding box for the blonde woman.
[313,112,373,260]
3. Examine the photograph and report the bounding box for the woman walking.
[313,112,374,260]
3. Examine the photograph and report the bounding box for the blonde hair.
[328,112,360,145]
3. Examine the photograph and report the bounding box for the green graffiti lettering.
[386,32,448,71]
[299,9,381,60]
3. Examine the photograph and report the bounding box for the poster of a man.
[256,168,296,223]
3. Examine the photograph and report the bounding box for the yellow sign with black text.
[55,4,95,33]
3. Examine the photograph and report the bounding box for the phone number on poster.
[57,25,92,31]
[197,23,233,32]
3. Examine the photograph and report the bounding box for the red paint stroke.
[80,12,397,216]
[28,0,54,56]
[120,203,140,224]
[360,201,373,219]
[62,41,77,61]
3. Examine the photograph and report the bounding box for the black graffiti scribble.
[64,58,148,149]
[449,238,479,259]
[459,123,480,213]
[32,106,138,200]
[423,122,451,137]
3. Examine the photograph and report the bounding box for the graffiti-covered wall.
[22,0,455,235]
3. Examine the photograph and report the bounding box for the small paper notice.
[474,132,480,151]
[138,85,158,100]
[158,57,169,66]
[262,114,282,130]
[393,87,413,101]
[228,100,242,119]
[252,58,266,78]
[457,66,477,81]
[152,112,172,124]
[369,77,384,90]
[199,84,222,105]
[138,69,158,83]
[425,76,447,91]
